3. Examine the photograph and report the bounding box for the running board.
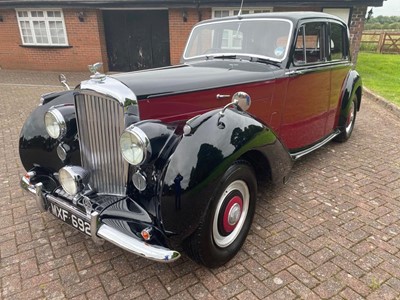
[290,130,340,160]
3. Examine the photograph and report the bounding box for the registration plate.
[49,202,91,236]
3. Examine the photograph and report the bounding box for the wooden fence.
[361,32,400,54]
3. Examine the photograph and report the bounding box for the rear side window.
[330,23,346,61]
[293,22,326,65]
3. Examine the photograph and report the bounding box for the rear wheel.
[334,94,358,142]
[184,161,257,267]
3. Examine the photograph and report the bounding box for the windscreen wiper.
[250,57,281,68]
[211,55,238,60]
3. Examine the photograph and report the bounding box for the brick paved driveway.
[1,70,400,300]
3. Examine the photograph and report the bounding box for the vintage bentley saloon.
[20,12,362,267]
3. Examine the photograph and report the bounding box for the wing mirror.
[58,74,70,90]
[220,91,251,116]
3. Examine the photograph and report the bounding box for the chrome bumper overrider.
[20,174,180,263]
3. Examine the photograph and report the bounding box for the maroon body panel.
[139,81,276,124]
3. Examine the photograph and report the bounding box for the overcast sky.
[370,0,400,16]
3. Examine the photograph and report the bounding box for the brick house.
[0,0,383,72]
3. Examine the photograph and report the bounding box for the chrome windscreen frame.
[182,18,294,63]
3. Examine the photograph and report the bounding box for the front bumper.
[21,172,180,263]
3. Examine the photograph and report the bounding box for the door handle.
[285,70,304,77]
[216,94,231,100]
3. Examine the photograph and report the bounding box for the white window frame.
[16,9,69,46]
[212,7,273,18]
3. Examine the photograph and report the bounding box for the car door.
[280,21,331,150]
[326,21,352,135]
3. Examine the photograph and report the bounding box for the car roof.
[197,11,346,26]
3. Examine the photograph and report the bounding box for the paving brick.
[337,271,371,297]
[313,278,346,299]
[99,270,123,294]
[287,264,319,288]
[340,287,365,300]
[164,273,198,295]
[143,276,170,300]
[264,255,294,274]
[309,248,335,266]
[289,281,320,300]
[313,261,341,280]
[64,277,102,298]
[188,283,215,300]
[211,279,246,300]
[235,290,259,300]
[108,284,147,300]
[265,286,296,300]
[287,250,316,271]
[239,273,271,298]
[194,268,223,292]
[366,284,398,300]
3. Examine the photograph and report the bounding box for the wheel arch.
[238,149,272,183]
[337,69,362,130]
[159,109,293,245]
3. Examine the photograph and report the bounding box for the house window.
[213,7,273,18]
[16,9,68,46]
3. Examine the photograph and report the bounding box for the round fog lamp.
[59,166,89,196]
[120,127,150,166]
[44,108,66,139]
[132,171,147,191]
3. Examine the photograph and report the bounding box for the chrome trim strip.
[290,130,340,160]
[289,61,352,75]
[97,224,181,263]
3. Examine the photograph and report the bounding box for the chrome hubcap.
[213,180,249,248]
[228,203,241,225]
[345,101,355,134]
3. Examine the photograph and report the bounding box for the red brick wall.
[169,8,211,65]
[349,6,367,65]
[0,8,107,72]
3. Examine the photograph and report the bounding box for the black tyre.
[184,161,257,268]
[334,94,358,142]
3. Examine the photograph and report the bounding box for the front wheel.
[334,94,358,142]
[184,161,257,268]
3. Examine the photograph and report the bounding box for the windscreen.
[183,19,292,61]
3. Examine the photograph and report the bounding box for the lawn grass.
[356,52,400,107]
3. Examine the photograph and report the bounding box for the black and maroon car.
[20,12,362,267]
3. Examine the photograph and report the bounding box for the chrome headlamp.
[44,107,66,139]
[59,166,90,196]
[120,126,151,166]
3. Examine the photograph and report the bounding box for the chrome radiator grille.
[74,92,128,195]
